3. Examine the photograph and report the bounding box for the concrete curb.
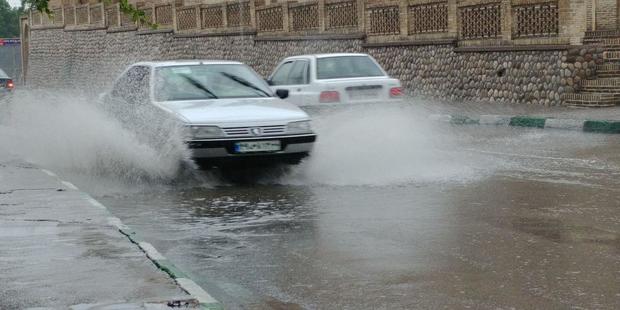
[429,114,620,133]
[42,170,224,310]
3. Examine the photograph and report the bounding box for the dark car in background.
[0,68,14,97]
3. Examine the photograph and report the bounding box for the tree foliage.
[0,0,22,37]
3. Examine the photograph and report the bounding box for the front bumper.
[186,134,316,159]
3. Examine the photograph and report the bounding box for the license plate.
[348,89,379,100]
[234,140,281,153]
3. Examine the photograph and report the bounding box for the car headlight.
[188,126,224,139]
[286,120,312,134]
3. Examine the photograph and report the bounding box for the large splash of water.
[0,90,193,188]
[283,103,481,186]
[0,90,486,191]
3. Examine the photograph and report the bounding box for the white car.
[100,60,316,166]
[267,53,403,106]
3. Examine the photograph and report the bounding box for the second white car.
[267,53,403,106]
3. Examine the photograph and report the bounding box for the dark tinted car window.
[317,56,385,80]
[287,60,309,85]
[270,61,293,85]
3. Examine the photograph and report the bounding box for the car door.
[269,59,311,106]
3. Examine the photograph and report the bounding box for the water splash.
[282,102,484,186]
[0,90,193,187]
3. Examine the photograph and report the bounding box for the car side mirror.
[266,78,274,86]
[275,89,289,99]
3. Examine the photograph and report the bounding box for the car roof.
[132,60,244,67]
[285,53,370,59]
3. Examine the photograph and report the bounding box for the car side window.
[287,60,309,85]
[270,61,293,86]
[111,66,151,103]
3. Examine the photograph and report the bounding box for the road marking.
[40,169,57,177]
[85,196,107,210]
[60,180,79,190]
[176,278,219,304]
[107,216,129,230]
[138,242,166,260]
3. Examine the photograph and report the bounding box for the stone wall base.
[28,29,600,106]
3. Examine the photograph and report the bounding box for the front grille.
[223,125,287,137]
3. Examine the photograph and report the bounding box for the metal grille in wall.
[140,7,153,28]
[368,6,400,35]
[325,0,357,30]
[31,11,42,25]
[52,8,64,25]
[257,6,284,32]
[105,6,118,27]
[64,7,75,25]
[202,6,223,29]
[76,5,89,24]
[90,4,103,25]
[513,2,558,37]
[290,3,320,31]
[155,5,173,25]
[177,7,197,30]
[227,2,251,27]
[408,2,448,33]
[459,3,501,39]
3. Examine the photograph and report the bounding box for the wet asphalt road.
[86,121,620,310]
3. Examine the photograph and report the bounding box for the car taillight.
[319,91,340,103]
[7,80,14,90]
[390,87,403,98]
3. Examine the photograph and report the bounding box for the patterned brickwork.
[257,5,284,32]
[177,6,198,30]
[64,6,75,25]
[227,1,251,27]
[76,5,89,25]
[368,5,400,35]
[90,4,103,25]
[408,2,448,34]
[325,0,358,30]
[155,4,173,25]
[201,5,223,29]
[140,7,153,28]
[513,2,558,38]
[32,11,42,25]
[121,12,134,27]
[52,7,64,25]
[105,6,118,27]
[290,2,320,31]
[459,3,501,39]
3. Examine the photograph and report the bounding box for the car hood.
[159,97,310,126]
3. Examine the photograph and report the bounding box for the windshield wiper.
[219,72,271,97]
[179,74,218,99]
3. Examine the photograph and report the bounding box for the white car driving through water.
[100,60,316,166]
[267,53,403,106]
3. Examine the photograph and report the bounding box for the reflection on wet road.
[92,124,620,309]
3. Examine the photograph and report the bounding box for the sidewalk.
[0,155,199,309]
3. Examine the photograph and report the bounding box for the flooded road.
[3,93,619,309]
[91,126,620,309]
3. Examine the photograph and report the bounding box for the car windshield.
[316,56,385,80]
[154,64,273,101]
[0,68,9,79]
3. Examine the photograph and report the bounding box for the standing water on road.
[3,89,619,309]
